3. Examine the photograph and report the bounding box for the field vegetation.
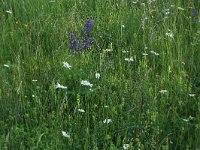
[0,0,200,149]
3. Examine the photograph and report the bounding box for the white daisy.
[103,119,112,124]
[123,144,130,150]
[122,50,129,53]
[142,53,148,56]
[124,57,134,62]
[63,61,71,69]
[165,32,174,39]
[159,90,167,94]
[95,73,100,79]
[61,131,70,138]
[189,94,195,97]
[81,80,93,87]
[104,49,112,52]
[55,82,67,89]
[150,51,159,56]
[77,109,85,113]
[6,10,12,14]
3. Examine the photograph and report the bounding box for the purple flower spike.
[68,32,77,50]
[83,17,92,35]
[192,8,198,18]
[84,37,92,49]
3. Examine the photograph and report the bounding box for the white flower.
[103,119,112,124]
[125,57,134,62]
[150,51,159,56]
[61,131,70,138]
[95,73,100,79]
[32,80,38,82]
[142,53,148,56]
[81,80,93,87]
[77,109,85,113]
[189,94,195,97]
[6,10,12,14]
[183,116,194,122]
[182,118,189,122]
[104,49,112,52]
[55,82,67,89]
[3,64,9,68]
[32,95,35,98]
[163,9,170,15]
[123,144,130,150]
[165,32,174,39]
[122,24,125,28]
[122,50,129,53]
[159,90,167,94]
[104,105,109,108]
[63,61,71,69]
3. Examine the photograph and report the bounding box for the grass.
[0,0,200,149]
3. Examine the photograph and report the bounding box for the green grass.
[0,0,200,149]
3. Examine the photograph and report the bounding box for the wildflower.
[182,116,194,122]
[104,49,112,52]
[6,10,12,14]
[55,82,67,89]
[104,105,109,108]
[89,88,93,91]
[68,32,77,50]
[182,118,189,122]
[32,80,38,82]
[189,94,195,97]
[192,8,198,18]
[77,109,85,113]
[81,80,93,87]
[3,64,9,68]
[191,8,198,22]
[142,53,148,56]
[83,17,93,35]
[122,24,125,28]
[124,57,134,62]
[122,50,129,53]
[68,17,93,51]
[61,131,70,138]
[95,73,100,79]
[32,95,35,98]
[123,144,130,150]
[165,31,174,39]
[103,119,112,124]
[159,90,167,94]
[63,61,72,69]
[163,9,170,15]
[83,36,92,49]
[150,51,159,56]
[181,62,185,65]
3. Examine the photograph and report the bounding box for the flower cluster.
[68,17,93,51]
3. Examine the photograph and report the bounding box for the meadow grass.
[0,0,200,149]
